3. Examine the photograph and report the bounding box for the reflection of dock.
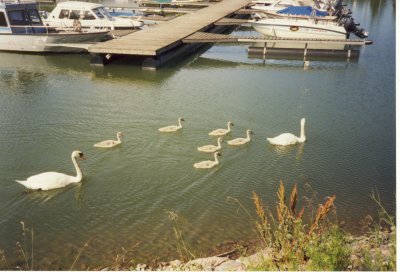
[88,0,251,69]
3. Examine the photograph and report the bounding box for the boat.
[250,16,368,39]
[0,0,110,53]
[253,5,341,21]
[251,0,342,10]
[42,1,144,30]
[251,0,349,16]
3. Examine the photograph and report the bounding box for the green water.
[0,0,395,269]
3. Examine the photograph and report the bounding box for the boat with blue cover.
[251,4,368,39]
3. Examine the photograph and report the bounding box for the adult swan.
[16,150,86,190]
[267,118,306,146]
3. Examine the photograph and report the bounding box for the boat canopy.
[3,2,48,34]
[276,6,329,17]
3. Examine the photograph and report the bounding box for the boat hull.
[0,31,109,52]
[251,19,347,39]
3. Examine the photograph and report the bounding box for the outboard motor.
[339,17,369,38]
[353,28,368,38]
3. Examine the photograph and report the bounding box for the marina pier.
[88,0,251,69]
[88,0,372,69]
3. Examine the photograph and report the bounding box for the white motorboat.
[251,17,348,39]
[251,0,350,18]
[43,1,143,30]
[251,0,343,11]
[0,0,110,53]
[250,4,368,39]
[253,5,338,21]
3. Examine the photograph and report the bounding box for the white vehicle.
[0,0,109,53]
[43,1,143,30]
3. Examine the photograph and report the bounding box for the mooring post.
[303,43,308,64]
[263,42,267,60]
[347,45,352,62]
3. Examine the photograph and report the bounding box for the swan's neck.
[71,156,83,183]
[117,134,122,143]
[217,138,222,148]
[227,123,231,132]
[178,119,182,128]
[246,131,251,140]
[299,120,306,142]
[214,153,219,163]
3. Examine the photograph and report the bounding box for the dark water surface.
[0,0,395,269]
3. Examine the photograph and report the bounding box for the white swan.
[158,117,185,132]
[209,121,234,136]
[228,129,253,146]
[197,137,223,153]
[94,132,123,148]
[15,150,86,191]
[267,118,306,146]
[193,152,221,169]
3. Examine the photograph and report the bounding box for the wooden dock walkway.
[182,32,373,45]
[88,0,251,57]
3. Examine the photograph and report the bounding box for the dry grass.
[249,181,344,270]
[309,195,336,235]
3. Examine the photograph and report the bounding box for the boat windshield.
[98,7,112,19]
[28,8,43,25]
[92,7,105,19]
[7,10,29,25]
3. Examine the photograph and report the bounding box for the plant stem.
[70,238,91,270]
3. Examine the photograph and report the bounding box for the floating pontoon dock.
[88,0,372,69]
[88,0,252,69]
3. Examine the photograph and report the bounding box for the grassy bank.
[0,182,396,270]
[147,182,395,271]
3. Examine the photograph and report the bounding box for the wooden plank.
[214,17,248,25]
[88,0,251,56]
[183,31,238,42]
[182,31,371,45]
